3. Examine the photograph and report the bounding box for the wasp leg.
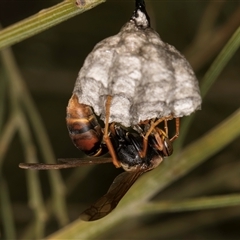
[103,96,121,168]
[153,128,164,151]
[140,136,148,159]
[164,118,168,136]
[170,117,180,142]
[140,118,165,158]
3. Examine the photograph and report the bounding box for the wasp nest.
[73,6,201,127]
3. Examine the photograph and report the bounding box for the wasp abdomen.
[66,94,106,156]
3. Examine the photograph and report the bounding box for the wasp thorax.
[72,4,201,127]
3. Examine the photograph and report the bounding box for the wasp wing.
[19,157,112,170]
[80,169,144,221]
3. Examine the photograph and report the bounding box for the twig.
[1,43,69,226]
[2,46,48,238]
[139,194,240,214]
[121,207,240,239]
[21,80,69,226]
[0,68,7,130]
[16,112,47,239]
[157,161,240,200]
[200,26,240,99]
[1,44,67,237]
[20,165,95,239]
[0,115,18,168]
[0,176,16,239]
[0,0,106,49]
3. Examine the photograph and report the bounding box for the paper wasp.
[19,95,179,221]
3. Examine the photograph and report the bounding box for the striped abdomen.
[66,94,107,156]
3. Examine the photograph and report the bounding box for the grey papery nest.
[72,10,202,126]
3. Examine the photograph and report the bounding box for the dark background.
[0,0,240,239]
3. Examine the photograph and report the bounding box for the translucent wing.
[19,157,112,170]
[80,169,144,221]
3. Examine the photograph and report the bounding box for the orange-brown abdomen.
[66,94,106,156]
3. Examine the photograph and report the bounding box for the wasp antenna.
[57,158,113,165]
[19,163,68,170]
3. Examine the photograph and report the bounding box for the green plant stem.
[16,112,47,239]
[175,26,240,152]
[47,108,240,239]
[1,45,69,226]
[139,194,240,214]
[21,83,69,226]
[157,161,240,200]
[0,115,18,168]
[123,207,240,239]
[2,47,47,239]
[20,165,94,239]
[200,26,240,98]
[0,176,16,240]
[0,0,106,49]
[0,68,7,131]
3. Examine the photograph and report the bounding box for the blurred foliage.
[0,0,240,239]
